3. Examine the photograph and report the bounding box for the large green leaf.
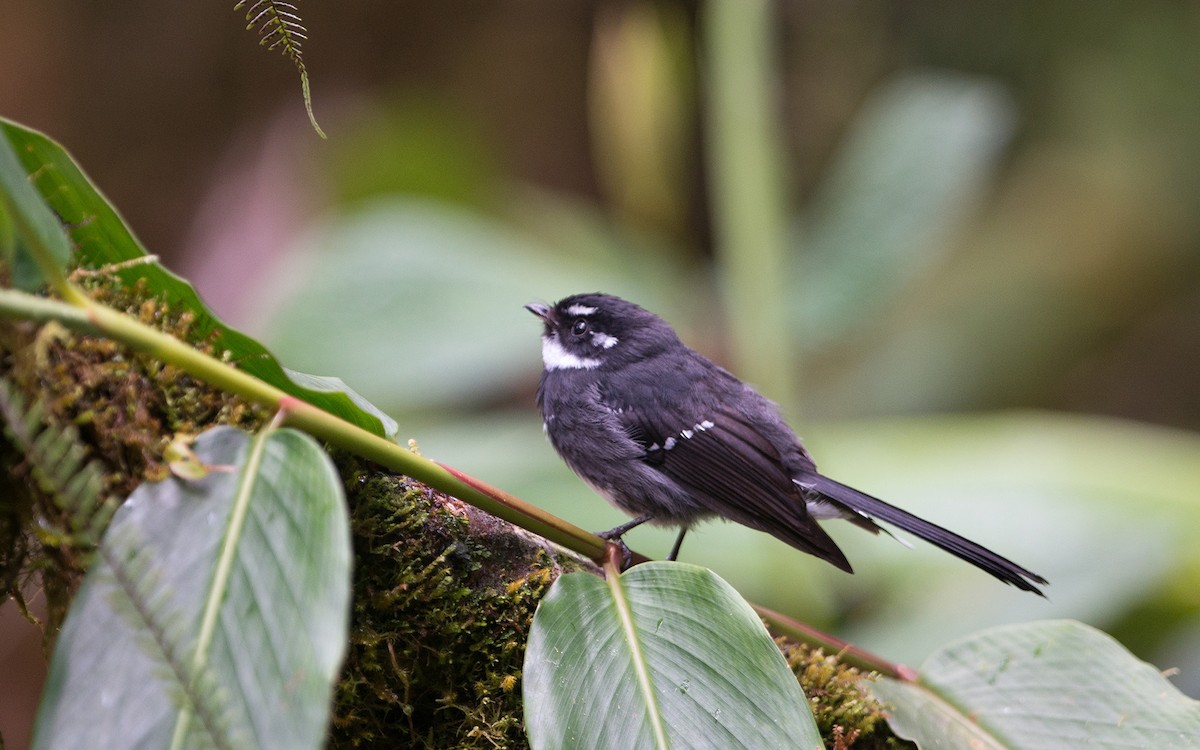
[792,71,1014,348]
[523,562,822,749]
[0,118,396,438]
[32,426,352,750]
[870,620,1200,748]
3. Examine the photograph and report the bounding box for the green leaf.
[523,562,822,750]
[869,620,1200,749]
[792,71,1015,347]
[32,426,352,750]
[0,199,44,293]
[5,236,43,291]
[0,117,395,438]
[282,368,398,439]
[0,121,73,289]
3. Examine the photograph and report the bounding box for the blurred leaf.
[870,620,1200,748]
[0,121,73,288]
[808,141,1200,418]
[508,186,696,310]
[811,412,1200,666]
[0,200,43,291]
[792,71,1015,348]
[523,562,821,750]
[5,237,42,291]
[33,426,351,750]
[0,118,396,438]
[259,197,682,413]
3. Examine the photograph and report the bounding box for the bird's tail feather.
[804,473,1048,596]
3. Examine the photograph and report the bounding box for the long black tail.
[805,473,1048,596]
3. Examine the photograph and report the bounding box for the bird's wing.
[614,398,852,572]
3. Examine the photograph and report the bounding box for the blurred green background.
[2,0,1199,709]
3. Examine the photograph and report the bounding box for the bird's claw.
[602,538,634,572]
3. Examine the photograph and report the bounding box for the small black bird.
[527,292,1047,595]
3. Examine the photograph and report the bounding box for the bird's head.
[525,292,679,372]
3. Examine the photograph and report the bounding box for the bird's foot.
[594,515,652,571]
[602,538,635,571]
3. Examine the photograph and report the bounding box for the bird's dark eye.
[571,319,590,336]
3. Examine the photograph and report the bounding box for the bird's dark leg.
[595,515,651,571]
[596,514,652,541]
[667,528,688,561]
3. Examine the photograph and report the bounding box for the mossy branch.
[234,0,326,138]
[0,284,909,682]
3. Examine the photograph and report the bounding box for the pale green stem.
[702,0,797,414]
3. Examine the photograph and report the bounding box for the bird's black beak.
[524,302,553,322]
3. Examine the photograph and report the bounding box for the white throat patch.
[541,336,601,370]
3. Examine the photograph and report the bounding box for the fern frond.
[0,378,116,549]
[234,0,326,138]
[100,522,247,750]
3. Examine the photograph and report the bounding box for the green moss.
[779,641,915,749]
[330,462,583,749]
[0,274,267,634]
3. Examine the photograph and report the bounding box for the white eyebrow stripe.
[565,304,597,316]
[541,336,601,370]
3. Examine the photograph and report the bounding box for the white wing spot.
[565,304,597,316]
[698,420,714,430]
[663,437,677,450]
[681,429,694,439]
